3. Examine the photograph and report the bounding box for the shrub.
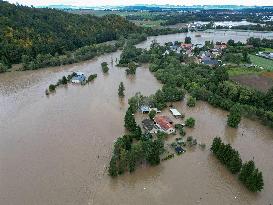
[101,62,109,73]
[149,110,156,119]
[187,96,196,107]
[185,117,195,128]
[61,76,68,84]
[48,84,56,92]
[87,74,97,82]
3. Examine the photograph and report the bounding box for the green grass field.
[130,20,165,28]
[227,66,263,76]
[263,48,273,52]
[250,54,273,71]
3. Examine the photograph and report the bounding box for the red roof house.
[154,116,175,134]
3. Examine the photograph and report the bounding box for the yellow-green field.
[227,66,263,76]
[250,54,273,71]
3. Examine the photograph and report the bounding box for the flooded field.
[138,30,273,49]
[0,31,273,205]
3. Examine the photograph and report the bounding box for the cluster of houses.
[141,106,183,135]
[164,41,227,67]
[256,51,273,60]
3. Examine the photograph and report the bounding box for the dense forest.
[0,1,186,72]
[0,1,142,69]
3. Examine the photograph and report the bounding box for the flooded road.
[0,31,273,205]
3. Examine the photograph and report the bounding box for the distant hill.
[39,4,273,11]
[0,1,141,65]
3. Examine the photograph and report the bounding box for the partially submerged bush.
[187,96,196,107]
[48,84,56,92]
[185,117,196,128]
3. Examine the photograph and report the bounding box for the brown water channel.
[0,31,272,205]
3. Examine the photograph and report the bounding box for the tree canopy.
[0,1,141,66]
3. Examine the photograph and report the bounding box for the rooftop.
[154,116,174,131]
[170,108,181,116]
[142,119,155,131]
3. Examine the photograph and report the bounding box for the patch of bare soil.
[230,74,273,92]
[261,72,273,79]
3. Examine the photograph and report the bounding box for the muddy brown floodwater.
[0,31,273,205]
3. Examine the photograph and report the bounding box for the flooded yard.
[0,31,273,205]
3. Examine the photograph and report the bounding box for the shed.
[170,109,182,118]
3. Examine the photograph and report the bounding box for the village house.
[215,42,227,50]
[181,43,193,50]
[154,116,175,134]
[71,71,86,84]
[211,48,221,57]
[142,119,160,134]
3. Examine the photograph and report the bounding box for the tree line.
[211,137,264,192]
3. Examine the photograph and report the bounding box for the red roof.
[181,43,193,49]
[215,44,227,50]
[154,116,174,131]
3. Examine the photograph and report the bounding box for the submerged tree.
[227,104,242,128]
[239,160,264,192]
[187,96,196,107]
[101,62,109,73]
[108,156,118,177]
[185,36,192,44]
[48,84,56,92]
[126,62,137,75]
[149,110,156,120]
[185,117,195,128]
[118,82,125,97]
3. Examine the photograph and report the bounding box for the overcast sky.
[6,0,273,7]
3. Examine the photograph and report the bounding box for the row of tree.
[211,137,264,192]
[22,43,117,70]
